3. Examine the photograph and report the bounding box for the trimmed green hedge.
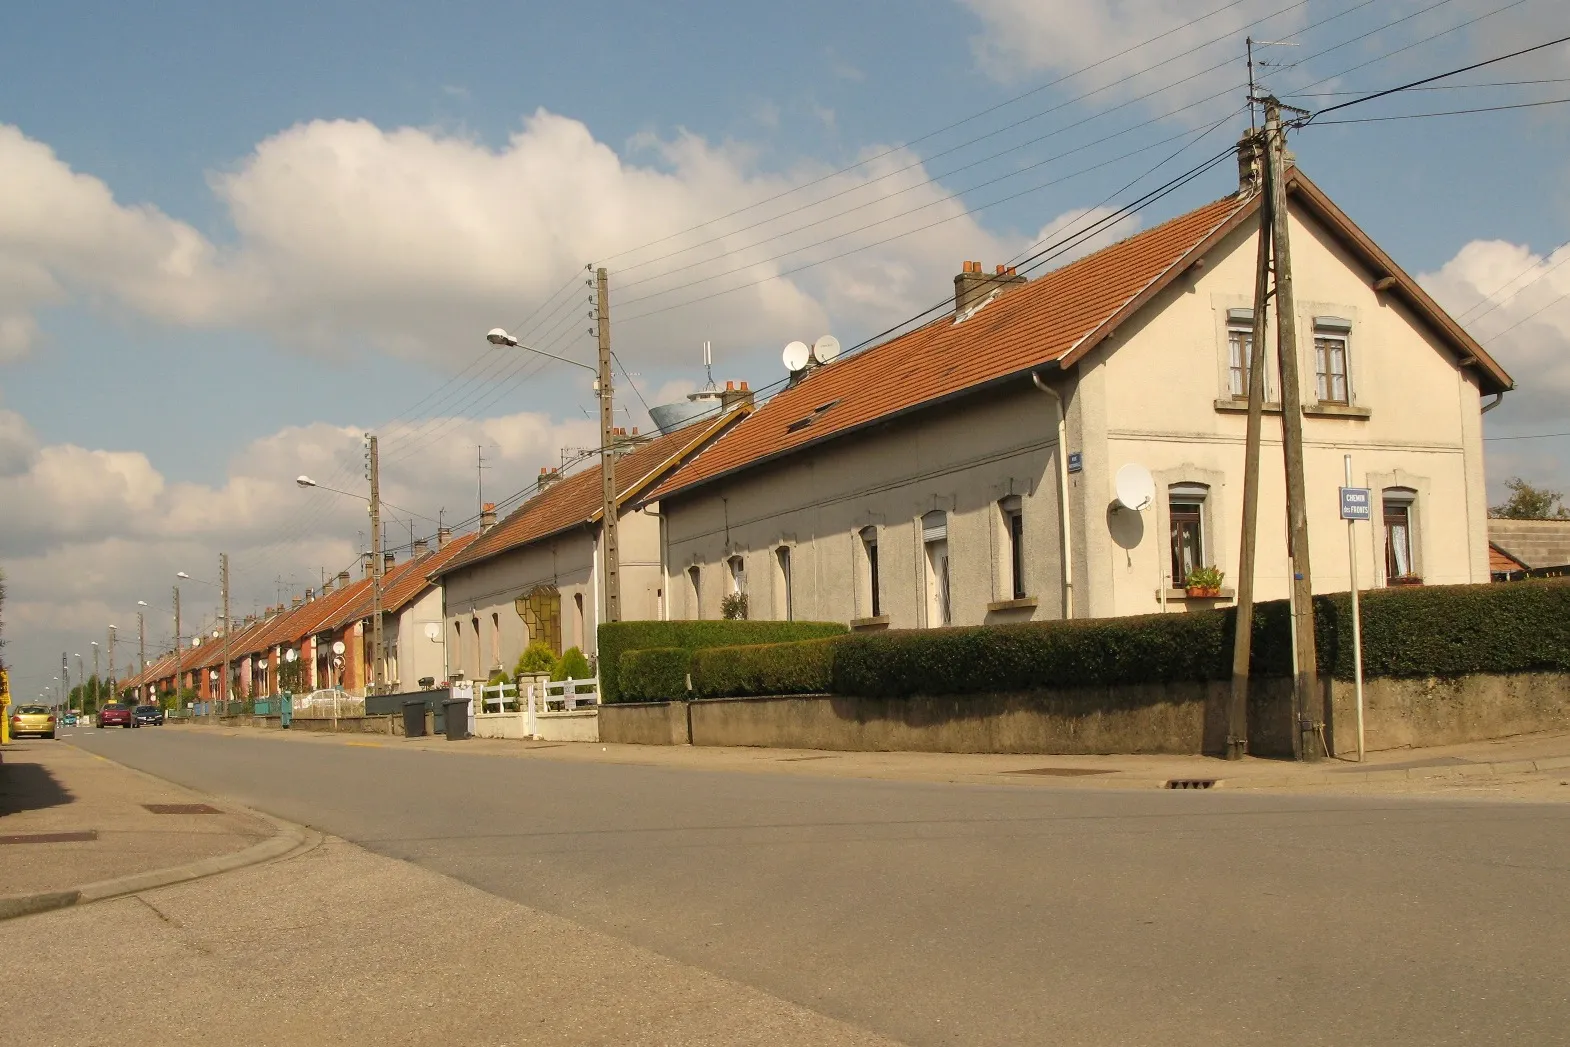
[691,637,842,698]
[597,619,847,703]
[619,647,692,702]
[667,581,1570,701]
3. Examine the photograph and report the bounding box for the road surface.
[70,727,1570,1046]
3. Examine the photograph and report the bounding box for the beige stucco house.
[432,409,750,680]
[645,160,1513,630]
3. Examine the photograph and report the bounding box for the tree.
[1490,477,1570,520]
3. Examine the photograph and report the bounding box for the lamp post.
[486,307,621,622]
[74,654,84,712]
[90,641,100,708]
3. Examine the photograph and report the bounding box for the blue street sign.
[1340,486,1371,521]
[1067,452,1083,474]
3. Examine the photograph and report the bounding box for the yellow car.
[9,705,57,740]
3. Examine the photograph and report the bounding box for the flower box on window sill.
[1387,575,1424,587]
[1185,585,1223,599]
[1162,587,1236,602]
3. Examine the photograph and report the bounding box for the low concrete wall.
[685,683,1295,756]
[1328,671,1570,754]
[286,714,400,736]
[537,709,599,743]
[600,702,692,746]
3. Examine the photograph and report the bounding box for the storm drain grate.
[142,803,221,815]
[1165,779,1218,790]
[0,831,98,845]
[1006,767,1115,777]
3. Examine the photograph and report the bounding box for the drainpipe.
[1481,391,1505,413]
[1031,370,1074,620]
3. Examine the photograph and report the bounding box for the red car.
[96,703,139,729]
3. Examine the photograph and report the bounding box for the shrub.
[514,641,559,679]
[721,592,749,620]
[619,647,692,702]
[597,619,848,703]
[691,637,841,698]
[555,646,592,681]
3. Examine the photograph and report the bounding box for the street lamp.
[484,312,622,622]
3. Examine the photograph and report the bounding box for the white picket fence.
[473,677,600,742]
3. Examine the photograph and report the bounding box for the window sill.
[1161,588,1236,601]
[1386,576,1424,587]
[987,597,1039,612]
[1303,402,1371,419]
[850,615,891,630]
[1214,398,1282,414]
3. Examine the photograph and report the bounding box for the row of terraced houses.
[120,153,1525,703]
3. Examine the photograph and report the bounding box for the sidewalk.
[0,739,293,916]
[180,721,1570,798]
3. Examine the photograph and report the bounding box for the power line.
[1290,75,1570,96]
[1461,243,1570,326]
[1310,95,1570,123]
[1485,431,1570,441]
[1303,29,1570,121]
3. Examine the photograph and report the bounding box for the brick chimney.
[293,595,305,609]
[1237,131,1263,196]
[954,261,1025,316]
[383,552,396,572]
[480,502,497,532]
[412,537,429,557]
[361,551,374,579]
[538,467,563,491]
[337,570,351,588]
[721,380,753,411]
[437,526,453,549]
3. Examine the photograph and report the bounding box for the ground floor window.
[1383,488,1419,582]
[922,511,950,626]
[775,546,793,621]
[1168,483,1209,587]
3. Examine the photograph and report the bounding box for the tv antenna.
[1246,36,1300,131]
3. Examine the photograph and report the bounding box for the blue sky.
[2,0,1568,693]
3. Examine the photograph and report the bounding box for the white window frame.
[1313,316,1352,405]
[999,496,1025,601]
[921,511,950,627]
[1168,482,1210,588]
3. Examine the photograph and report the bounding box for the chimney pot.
[413,537,429,557]
[384,552,396,571]
[726,380,735,390]
[337,570,351,586]
[437,526,452,548]
[740,380,749,391]
[480,503,498,532]
[631,426,639,436]
[954,260,1026,317]
[995,264,1006,275]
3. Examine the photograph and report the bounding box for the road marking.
[345,741,384,749]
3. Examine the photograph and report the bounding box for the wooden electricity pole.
[367,434,385,695]
[219,552,230,711]
[173,585,182,703]
[1227,127,1273,761]
[1264,98,1322,761]
[596,267,622,623]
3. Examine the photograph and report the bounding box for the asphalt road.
[70,728,1570,1047]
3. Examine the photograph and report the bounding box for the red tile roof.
[326,532,481,628]
[649,169,1511,503]
[1490,543,1526,575]
[433,407,749,578]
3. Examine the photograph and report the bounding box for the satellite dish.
[190,636,201,647]
[1114,463,1156,512]
[332,640,346,655]
[783,340,811,372]
[811,335,841,365]
[284,649,298,664]
[424,622,442,642]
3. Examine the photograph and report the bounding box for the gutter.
[1031,369,1074,620]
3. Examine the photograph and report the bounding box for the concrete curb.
[0,813,316,921]
[1230,754,1570,790]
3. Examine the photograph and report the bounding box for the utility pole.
[108,625,117,703]
[1264,98,1322,761]
[92,643,100,705]
[61,653,68,712]
[173,586,182,707]
[596,267,622,622]
[367,434,385,695]
[138,612,146,674]
[1227,125,1273,761]
[219,553,231,714]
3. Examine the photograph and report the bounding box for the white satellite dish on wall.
[284,649,298,663]
[1114,463,1156,512]
[811,335,841,365]
[783,340,811,373]
[191,636,201,647]
[332,640,346,656]
[424,622,441,642]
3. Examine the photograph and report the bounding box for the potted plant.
[1184,565,1225,598]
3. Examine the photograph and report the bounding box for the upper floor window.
[1000,496,1025,600]
[1169,483,1209,587]
[1314,317,1352,404]
[1226,308,1255,399]
[859,526,881,618]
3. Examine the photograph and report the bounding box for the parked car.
[61,712,79,726]
[96,704,138,729]
[10,705,57,739]
[133,705,165,726]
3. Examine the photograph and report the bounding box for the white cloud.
[959,0,1303,109]
[1420,237,1570,497]
[0,111,1040,370]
